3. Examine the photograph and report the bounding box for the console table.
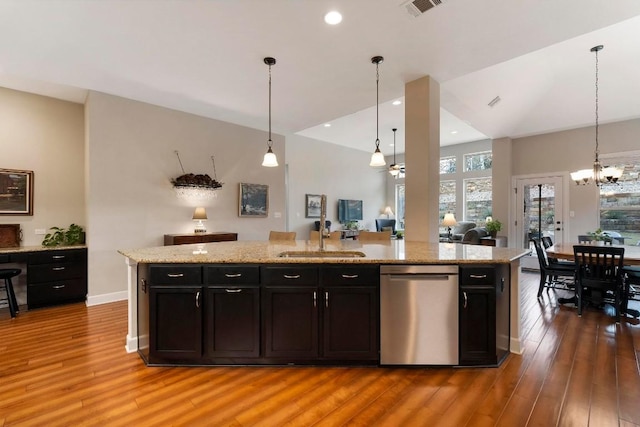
[0,246,88,310]
[480,236,508,247]
[164,232,238,246]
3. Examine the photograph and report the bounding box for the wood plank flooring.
[1,271,639,426]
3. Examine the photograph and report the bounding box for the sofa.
[442,221,476,242]
[461,227,490,244]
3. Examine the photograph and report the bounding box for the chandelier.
[171,151,223,201]
[570,45,622,186]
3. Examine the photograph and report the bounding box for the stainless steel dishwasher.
[380,265,459,365]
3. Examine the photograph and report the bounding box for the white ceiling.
[1,0,639,155]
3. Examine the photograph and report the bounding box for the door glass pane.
[523,183,556,249]
[395,184,405,229]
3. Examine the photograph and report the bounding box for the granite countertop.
[0,244,88,254]
[118,240,530,264]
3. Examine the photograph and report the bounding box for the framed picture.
[0,169,34,216]
[239,183,269,217]
[305,194,322,218]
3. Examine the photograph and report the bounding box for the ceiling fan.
[388,128,405,178]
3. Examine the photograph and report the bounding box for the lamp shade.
[383,206,394,217]
[442,213,457,227]
[262,147,278,167]
[369,148,386,167]
[192,207,208,220]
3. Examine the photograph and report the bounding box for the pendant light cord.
[268,62,272,147]
[594,46,599,162]
[375,61,380,148]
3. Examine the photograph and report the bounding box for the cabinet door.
[149,286,203,361]
[322,286,378,360]
[205,287,260,358]
[263,286,318,359]
[459,286,496,365]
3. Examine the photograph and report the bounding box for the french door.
[513,176,566,266]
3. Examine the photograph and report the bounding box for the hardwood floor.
[1,271,639,426]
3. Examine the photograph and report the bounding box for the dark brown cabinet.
[144,263,379,365]
[164,232,237,246]
[148,265,203,362]
[27,248,87,309]
[150,285,203,360]
[459,264,510,366]
[204,265,260,358]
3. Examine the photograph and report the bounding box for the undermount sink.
[278,250,366,258]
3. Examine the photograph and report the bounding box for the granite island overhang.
[119,240,530,358]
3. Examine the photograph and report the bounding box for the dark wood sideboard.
[164,232,238,246]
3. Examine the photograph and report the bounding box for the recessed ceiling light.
[324,123,331,127]
[392,100,402,106]
[324,11,342,25]
[450,130,458,134]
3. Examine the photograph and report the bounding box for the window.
[464,177,492,223]
[439,180,456,223]
[599,157,640,245]
[395,184,405,229]
[439,156,456,174]
[464,151,492,172]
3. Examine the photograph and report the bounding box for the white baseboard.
[86,291,128,306]
[510,337,523,355]
[126,334,138,353]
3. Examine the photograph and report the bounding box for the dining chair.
[357,230,391,241]
[268,231,296,241]
[531,239,576,298]
[309,230,341,240]
[621,266,640,318]
[577,235,593,244]
[573,245,625,322]
[0,268,21,318]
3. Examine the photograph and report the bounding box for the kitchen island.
[119,240,529,366]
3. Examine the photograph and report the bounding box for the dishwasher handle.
[387,274,454,282]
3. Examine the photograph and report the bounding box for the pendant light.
[389,128,401,177]
[261,57,278,167]
[570,45,622,186]
[369,56,386,167]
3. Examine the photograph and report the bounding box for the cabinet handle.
[463,291,468,309]
[283,274,301,279]
[225,288,242,293]
[325,291,329,308]
[341,274,359,279]
[501,277,505,292]
[52,267,66,271]
[470,274,487,279]
[313,291,317,307]
[52,255,66,260]
[167,273,184,278]
[224,273,242,278]
[195,291,201,308]
[52,284,66,289]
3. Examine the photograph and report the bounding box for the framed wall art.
[305,194,322,218]
[239,183,269,217]
[0,169,34,216]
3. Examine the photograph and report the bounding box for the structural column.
[404,76,440,242]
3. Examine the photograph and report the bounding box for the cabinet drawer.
[262,266,318,286]
[28,263,85,283]
[27,278,87,308]
[322,265,379,286]
[460,266,495,286]
[28,249,86,265]
[150,265,202,285]
[206,265,259,284]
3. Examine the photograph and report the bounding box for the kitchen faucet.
[319,194,327,251]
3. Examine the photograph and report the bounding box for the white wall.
[85,91,285,300]
[286,134,386,239]
[0,87,85,245]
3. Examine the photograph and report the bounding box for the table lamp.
[383,206,394,218]
[442,213,457,242]
[192,207,208,233]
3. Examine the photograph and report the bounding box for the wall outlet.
[35,228,47,235]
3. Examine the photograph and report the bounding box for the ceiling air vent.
[402,0,448,17]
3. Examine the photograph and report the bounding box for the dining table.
[546,243,640,265]
[546,242,640,318]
